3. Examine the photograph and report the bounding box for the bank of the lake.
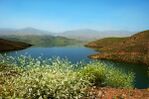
[0,38,31,52]
[86,30,149,66]
[1,46,149,89]
[0,55,149,99]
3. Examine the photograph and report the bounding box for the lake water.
[3,46,149,89]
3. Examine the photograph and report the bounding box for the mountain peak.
[19,27,42,32]
[0,27,53,36]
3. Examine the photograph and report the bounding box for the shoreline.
[88,52,149,66]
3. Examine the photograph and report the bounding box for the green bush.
[0,55,135,98]
[78,62,107,86]
[78,62,135,88]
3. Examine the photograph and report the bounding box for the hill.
[1,35,80,47]
[58,29,132,41]
[0,38,31,52]
[0,28,81,46]
[86,30,149,65]
[0,27,80,46]
[0,28,132,43]
[0,27,53,36]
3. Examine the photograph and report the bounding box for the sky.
[0,0,149,32]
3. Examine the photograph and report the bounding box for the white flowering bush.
[0,55,135,98]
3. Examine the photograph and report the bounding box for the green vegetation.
[0,55,135,98]
[1,35,81,47]
[79,62,134,88]
[86,30,149,65]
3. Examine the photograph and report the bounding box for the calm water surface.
[3,46,149,89]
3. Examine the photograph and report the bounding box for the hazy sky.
[0,0,148,32]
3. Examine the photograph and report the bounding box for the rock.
[97,91,103,98]
[118,94,126,99]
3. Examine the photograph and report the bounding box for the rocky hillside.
[0,38,31,52]
[86,30,149,65]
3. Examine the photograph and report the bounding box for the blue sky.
[0,0,148,32]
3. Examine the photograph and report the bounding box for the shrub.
[0,55,135,98]
[0,56,91,98]
[79,62,135,88]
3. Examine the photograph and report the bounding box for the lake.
[3,46,149,89]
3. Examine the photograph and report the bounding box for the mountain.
[0,28,133,41]
[86,30,149,66]
[0,38,31,52]
[58,29,132,41]
[0,27,53,36]
[1,35,80,47]
[0,28,80,46]
[0,28,132,46]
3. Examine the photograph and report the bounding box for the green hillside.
[1,35,81,47]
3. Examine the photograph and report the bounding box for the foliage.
[78,62,135,88]
[0,55,135,98]
[1,35,80,47]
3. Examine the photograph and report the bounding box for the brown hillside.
[0,38,31,52]
[86,30,149,65]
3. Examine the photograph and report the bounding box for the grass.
[1,35,80,47]
[0,55,135,98]
[85,37,127,52]
[86,30,149,65]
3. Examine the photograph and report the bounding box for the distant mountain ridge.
[58,29,133,41]
[0,35,80,47]
[0,27,53,36]
[0,28,133,41]
[0,28,81,47]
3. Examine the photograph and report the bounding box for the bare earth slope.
[86,30,149,65]
[87,87,149,99]
[0,38,31,52]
